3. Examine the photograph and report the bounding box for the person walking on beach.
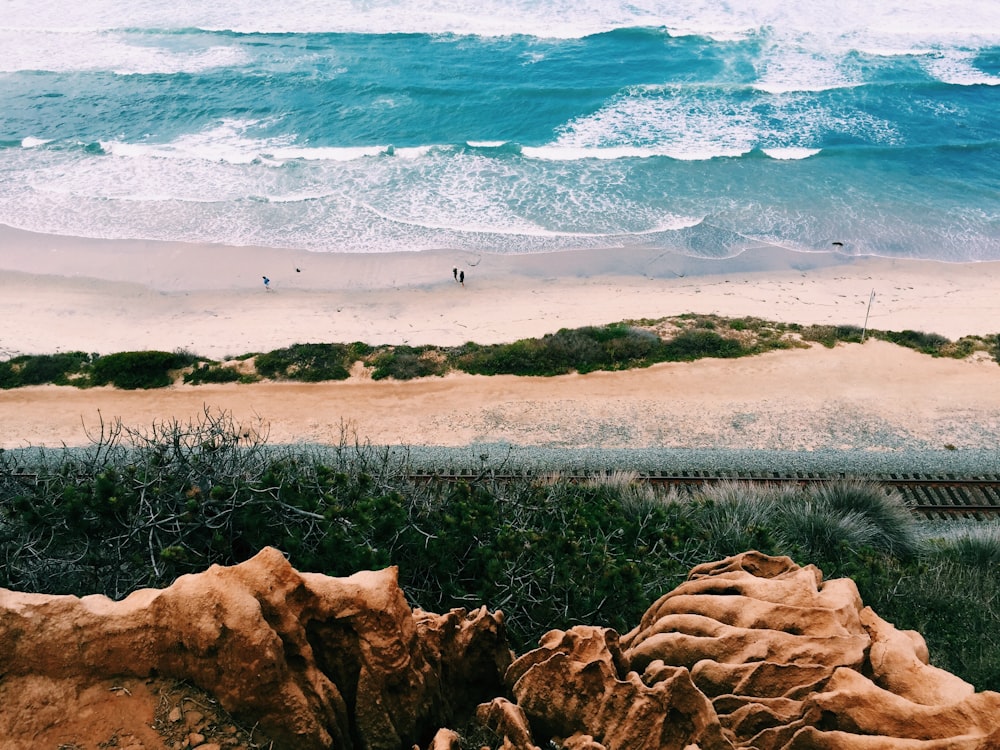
[262,276,271,291]
[453,267,458,281]
[459,270,465,286]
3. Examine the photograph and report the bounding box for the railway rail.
[5,469,1000,519]
[405,470,1000,520]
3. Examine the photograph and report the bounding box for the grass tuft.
[804,479,920,558]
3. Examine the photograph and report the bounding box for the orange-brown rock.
[486,551,1000,750]
[505,625,731,750]
[0,547,511,749]
[3,549,1000,750]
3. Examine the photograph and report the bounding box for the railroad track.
[406,470,1000,520]
[5,469,1000,519]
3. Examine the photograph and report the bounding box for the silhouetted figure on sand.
[459,270,465,286]
[262,276,271,291]
[453,267,458,281]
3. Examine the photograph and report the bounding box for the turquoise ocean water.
[1,0,998,261]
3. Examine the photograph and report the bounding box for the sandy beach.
[2,225,999,451]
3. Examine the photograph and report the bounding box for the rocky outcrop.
[0,547,511,749]
[1,549,999,750]
[496,551,1000,750]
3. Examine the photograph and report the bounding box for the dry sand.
[1,225,999,451]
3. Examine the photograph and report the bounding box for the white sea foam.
[753,44,860,94]
[100,121,434,166]
[21,137,51,148]
[263,190,338,204]
[0,29,249,74]
[522,146,664,161]
[3,0,999,47]
[549,87,755,161]
[360,199,700,240]
[550,82,901,161]
[922,51,1000,86]
[102,121,294,166]
[266,145,388,162]
[761,147,822,160]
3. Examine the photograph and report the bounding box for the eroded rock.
[2,549,999,750]
[487,551,1000,750]
[0,547,510,749]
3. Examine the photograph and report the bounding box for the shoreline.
[2,226,999,452]
[2,225,999,360]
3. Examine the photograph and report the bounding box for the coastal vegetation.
[1,315,997,389]
[1,411,997,691]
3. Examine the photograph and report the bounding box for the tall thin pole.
[861,289,875,342]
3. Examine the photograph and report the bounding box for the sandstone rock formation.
[0,547,511,749]
[496,551,1000,750]
[2,549,999,750]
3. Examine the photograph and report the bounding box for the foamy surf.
[0,0,997,261]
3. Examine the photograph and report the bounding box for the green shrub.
[370,345,446,380]
[0,318,988,391]
[990,334,1000,365]
[448,324,664,377]
[22,352,92,385]
[90,350,195,389]
[0,359,21,389]
[450,338,563,376]
[0,352,92,388]
[877,329,950,355]
[254,343,353,382]
[539,328,609,374]
[183,363,243,385]
[660,329,745,361]
[801,324,864,348]
[600,327,662,369]
[942,336,983,359]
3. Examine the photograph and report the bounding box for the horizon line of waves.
[357,202,706,239]
[4,17,999,49]
[5,0,1000,43]
[0,18,747,42]
[522,144,754,162]
[97,138,432,165]
[20,136,832,165]
[464,141,524,157]
[251,190,337,204]
[667,220,931,265]
[751,80,863,95]
[522,145,830,161]
[759,147,823,160]
[9,19,998,49]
